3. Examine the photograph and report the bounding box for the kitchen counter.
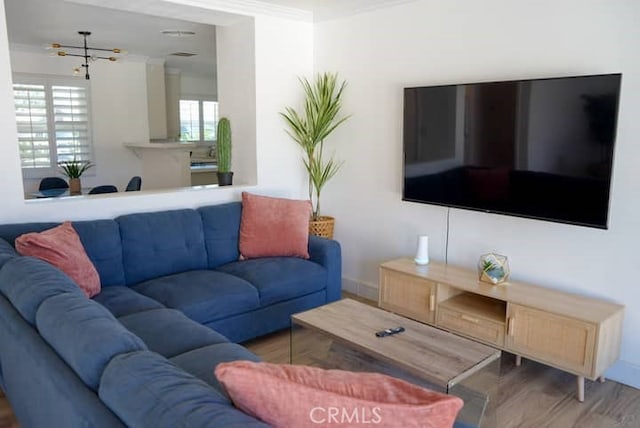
[124,142,198,150]
[190,164,217,173]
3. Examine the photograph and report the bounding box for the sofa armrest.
[100,351,269,428]
[0,238,18,269]
[308,235,342,303]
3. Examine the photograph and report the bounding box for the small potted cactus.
[216,117,233,186]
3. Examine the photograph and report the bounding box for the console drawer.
[437,306,505,347]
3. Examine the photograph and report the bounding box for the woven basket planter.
[309,216,335,239]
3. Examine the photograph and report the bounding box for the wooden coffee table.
[291,298,501,426]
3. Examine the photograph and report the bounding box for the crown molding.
[170,0,313,22]
[314,0,420,22]
[67,0,419,23]
[68,0,313,24]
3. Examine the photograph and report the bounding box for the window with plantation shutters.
[52,85,91,163]
[14,83,51,168]
[12,74,93,174]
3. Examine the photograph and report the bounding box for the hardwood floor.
[244,330,640,428]
[0,294,638,428]
[0,392,18,428]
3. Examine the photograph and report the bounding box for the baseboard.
[605,360,640,389]
[342,277,378,302]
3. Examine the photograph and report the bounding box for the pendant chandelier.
[49,31,123,80]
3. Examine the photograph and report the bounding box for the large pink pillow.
[239,192,312,259]
[215,361,463,428]
[15,221,101,298]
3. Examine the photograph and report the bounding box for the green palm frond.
[280,72,351,219]
[58,157,93,178]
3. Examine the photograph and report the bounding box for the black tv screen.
[402,73,621,229]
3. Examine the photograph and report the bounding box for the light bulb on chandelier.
[47,31,124,80]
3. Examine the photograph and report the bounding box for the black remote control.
[375,326,405,337]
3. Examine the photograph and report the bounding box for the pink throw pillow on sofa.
[239,192,312,259]
[15,221,101,298]
[215,361,463,428]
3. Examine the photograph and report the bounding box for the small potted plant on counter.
[216,117,233,186]
[59,157,93,195]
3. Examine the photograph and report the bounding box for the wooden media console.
[379,259,625,402]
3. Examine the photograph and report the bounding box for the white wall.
[315,0,640,386]
[165,71,181,141]
[146,61,168,139]
[9,49,146,193]
[217,18,257,186]
[0,2,311,221]
[181,74,217,99]
[254,15,313,192]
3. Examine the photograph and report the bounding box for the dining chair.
[39,177,68,191]
[88,185,118,194]
[125,176,142,191]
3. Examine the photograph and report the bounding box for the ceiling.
[3,0,413,78]
[4,0,217,78]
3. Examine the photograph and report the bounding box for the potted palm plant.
[59,157,93,195]
[216,117,233,186]
[280,72,350,238]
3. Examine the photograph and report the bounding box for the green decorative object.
[216,117,233,186]
[58,157,93,179]
[280,72,350,221]
[58,157,93,195]
[478,253,510,285]
[217,117,232,173]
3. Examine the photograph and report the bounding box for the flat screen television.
[402,73,621,229]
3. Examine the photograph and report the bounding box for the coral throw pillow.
[239,192,312,259]
[15,221,101,298]
[215,361,463,428]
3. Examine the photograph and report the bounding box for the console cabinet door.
[506,303,596,376]
[379,268,436,324]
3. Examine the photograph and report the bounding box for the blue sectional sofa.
[0,201,341,427]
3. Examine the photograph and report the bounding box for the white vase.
[414,235,429,265]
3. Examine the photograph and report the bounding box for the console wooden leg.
[515,355,522,367]
[577,376,585,402]
[599,376,605,383]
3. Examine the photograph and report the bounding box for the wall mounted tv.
[402,73,621,229]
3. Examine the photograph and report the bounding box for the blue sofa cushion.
[117,209,207,285]
[72,220,125,287]
[0,238,17,268]
[100,351,269,428]
[132,270,260,324]
[216,257,328,306]
[36,293,147,390]
[118,308,229,358]
[0,257,83,325]
[0,222,58,244]
[206,291,327,343]
[198,202,242,268]
[92,286,164,317]
[170,343,260,395]
[0,221,125,287]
